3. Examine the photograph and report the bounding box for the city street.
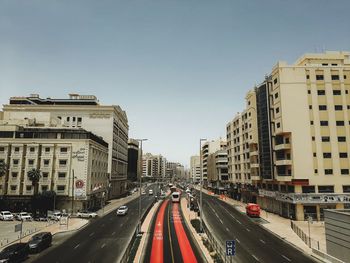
[30,185,158,263]
[144,198,203,263]
[201,191,316,263]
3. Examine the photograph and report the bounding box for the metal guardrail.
[290,221,321,251]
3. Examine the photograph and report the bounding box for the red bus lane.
[172,203,198,263]
[150,200,169,263]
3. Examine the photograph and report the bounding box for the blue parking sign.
[226,240,236,256]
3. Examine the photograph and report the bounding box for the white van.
[149,189,153,195]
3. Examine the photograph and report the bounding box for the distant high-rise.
[190,156,200,183]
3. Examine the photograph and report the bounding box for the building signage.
[226,240,236,256]
[258,189,276,198]
[75,180,84,189]
[72,148,85,162]
[276,193,350,204]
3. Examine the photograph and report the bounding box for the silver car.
[116,206,128,216]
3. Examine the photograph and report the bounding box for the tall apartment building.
[207,149,229,193]
[190,155,201,183]
[127,139,139,182]
[226,90,260,201]
[201,139,226,185]
[142,153,166,178]
[2,94,128,198]
[227,51,350,221]
[0,125,109,212]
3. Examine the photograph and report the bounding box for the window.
[12,172,18,178]
[28,159,34,165]
[324,169,333,175]
[45,147,50,153]
[314,169,318,174]
[338,136,346,142]
[42,185,48,191]
[42,172,49,178]
[274,93,279,99]
[274,78,277,84]
[302,186,315,193]
[306,75,310,79]
[313,153,316,157]
[58,172,66,178]
[310,121,314,125]
[57,185,65,192]
[323,153,331,158]
[309,105,312,109]
[77,117,82,122]
[276,107,280,114]
[317,90,325,95]
[340,152,348,158]
[26,185,32,191]
[343,185,350,193]
[60,147,68,153]
[308,90,311,94]
[276,122,280,128]
[346,90,349,94]
[331,75,340,80]
[43,159,50,166]
[10,185,17,191]
[316,75,324,80]
[14,147,20,152]
[318,185,334,193]
[0,147,4,152]
[333,90,341,95]
[341,169,349,175]
[344,75,347,79]
[13,159,19,165]
[322,63,328,66]
[312,136,315,141]
[29,147,35,152]
[319,105,327,110]
[335,105,343,111]
[320,121,328,126]
[321,136,330,142]
[336,121,344,126]
[59,160,67,166]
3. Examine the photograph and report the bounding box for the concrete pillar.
[316,205,321,221]
[336,203,344,209]
[296,203,304,221]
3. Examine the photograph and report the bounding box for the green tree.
[28,168,41,196]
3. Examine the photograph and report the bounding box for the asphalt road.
[144,196,203,263]
[31,184,158,263]
[201,192,316,263]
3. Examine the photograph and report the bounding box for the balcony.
[275,143,291,151]
[250,150,258,156]
[251,163,259,168]
[276,159,292,166]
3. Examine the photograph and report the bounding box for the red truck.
[246,203,260,217]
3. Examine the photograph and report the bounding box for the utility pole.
[71,169,75,214]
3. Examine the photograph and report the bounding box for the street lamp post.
[199,138,207,233]
[136,138,148,235]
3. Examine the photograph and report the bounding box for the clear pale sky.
[1,0,350,167]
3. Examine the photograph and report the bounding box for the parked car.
[116,206,128,216]
[0,243,29,262]
[148,189,153,195]
[16,212,32,221]
[28,232,52,253]
[141,190,146,195]
[47,211,62,221]
[76,211,98,218]
[0,211,14,221]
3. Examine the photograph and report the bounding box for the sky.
[1,0,350,167]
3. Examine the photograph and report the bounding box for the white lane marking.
[246,228,250,232]
[101,243,106,249]
[219,218,224,224]
[252,254,259,261]
[74,244,80,249]
[236,239,241,244]
[281,255,291,262]
[259,239,266,244]
[89,232,94,237]
[237,220,242,225]
[226,227,230,232]
[112,231,116,236]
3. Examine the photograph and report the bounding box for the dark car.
[28,232,52,253]
[0,243,29,263]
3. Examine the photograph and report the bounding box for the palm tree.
[28,168,41,196]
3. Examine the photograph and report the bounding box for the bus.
[246,203,260,217]
[171,192,180,203]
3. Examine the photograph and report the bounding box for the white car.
[16,212,32,221]
[77,211,98,218]
[0,211,14,221]
[141,190,146,195]
[149,189,153,195]
[48,211,62,221]
[116,206,128,216]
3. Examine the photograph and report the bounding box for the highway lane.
[32,184,158,263]
[145,197,203,263]
[201,192,316,263]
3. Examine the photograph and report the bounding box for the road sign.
[226,240,236,256]
[14,223,22,232]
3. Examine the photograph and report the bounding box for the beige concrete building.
[201,139,226,185]
[0,125,109,212]
[1,94,128,198]
[142,153,166,178]
[207,149,229,193]
[227,51,350,221]
[190,155,201,183]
